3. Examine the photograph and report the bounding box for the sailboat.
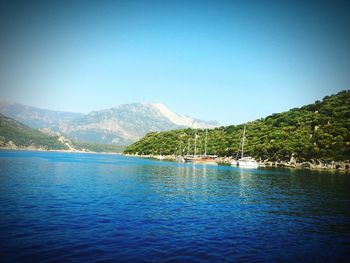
[231,126,259,168]
[184,129,217,164]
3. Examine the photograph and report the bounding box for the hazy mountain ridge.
[0,113,125,152]
[0,112,69,150]
[0,101,84,130]
[58,103,219,145]
[0,101,219,145]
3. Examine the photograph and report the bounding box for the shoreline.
[123,153,350,171]
[0,146,122,155]
[1,147,348,171]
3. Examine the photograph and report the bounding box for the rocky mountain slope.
[0,113,125,152]
[0,113,69,150]
[0,101,84,130]
[0,101,219,145]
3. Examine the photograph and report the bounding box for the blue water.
[0,150,349,262]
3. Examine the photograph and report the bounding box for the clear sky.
[0,0,349,125]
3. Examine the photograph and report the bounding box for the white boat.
[156,155,166,160]
[231,126,259,168]
[175,156,185,163]
[236,156,259,168]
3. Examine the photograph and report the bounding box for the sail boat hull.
[183,129,218,164]
[231,126,259,168]
[184,155,218,165]
[231,158,259,168]
[236,157,259,168]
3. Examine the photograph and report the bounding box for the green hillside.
[0,113,69,150]
[0,113,126,152]
[124,90,350,162]
[72,141,125,153]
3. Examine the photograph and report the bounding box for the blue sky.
[0,0,349,125]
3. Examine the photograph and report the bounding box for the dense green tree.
[124,90,350,162]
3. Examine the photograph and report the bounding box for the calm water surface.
[0,150,349,262]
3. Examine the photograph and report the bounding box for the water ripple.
[0,150,350,262]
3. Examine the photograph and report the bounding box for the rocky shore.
[4,143,346,171]
[0,144,120,155]
[0,139,85,153]
[0,139,122,155]
[0,145,89,154]
[123,153,350,171]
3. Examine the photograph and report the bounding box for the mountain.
[150,103,219,128]
[0,101,84,130]
[0,101,219,145]
[0,113,125,152]
[0,113,69,150]
[124,90,350,163]
[59,103,219,145]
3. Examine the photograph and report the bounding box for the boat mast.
[187,138,190,155]
[194,129,197,156]
[241,125,246,159]
[204,128,208,156]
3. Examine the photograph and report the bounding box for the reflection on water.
[0,150,349,262]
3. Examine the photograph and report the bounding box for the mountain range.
[0,101,219,145]
[0,113,125,152]
[0,112,69,150]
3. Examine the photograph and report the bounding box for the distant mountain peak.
[150,103,219,129]
[95,102,219,129]
[0,101,219,145]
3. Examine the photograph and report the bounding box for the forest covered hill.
[124,91,350,162]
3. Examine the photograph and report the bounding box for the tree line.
[124,90,350,162]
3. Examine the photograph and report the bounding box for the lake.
[0,150,349,262]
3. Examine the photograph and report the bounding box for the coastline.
[123,153,350,171]
[1,147,348,171]
[0,146,122,155]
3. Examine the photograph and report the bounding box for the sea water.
[0,150,349,262]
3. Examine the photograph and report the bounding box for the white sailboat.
[231,126,259,168]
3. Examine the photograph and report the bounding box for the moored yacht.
[184,154,218,164]
[184,129,218,165]
[231,125,259,168]
[235,156,259,168]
